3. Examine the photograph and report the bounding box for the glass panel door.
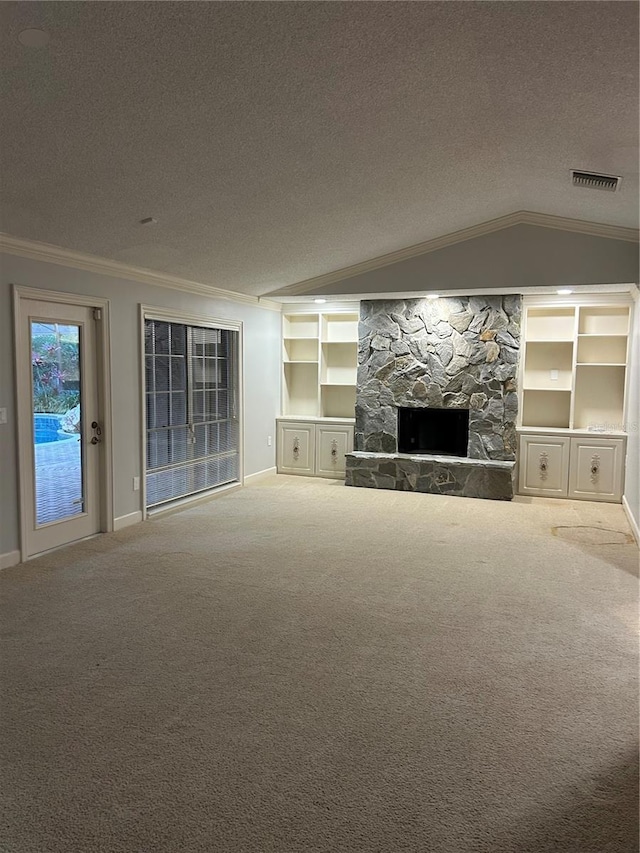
[17,298,101,558]
[31,321,84,524]
[144,319,240,508]
[189,325,240,494]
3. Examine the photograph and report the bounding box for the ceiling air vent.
[571,170,621,192]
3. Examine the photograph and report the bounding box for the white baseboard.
[622,496,640,546]
[113,511,143,532]
[0,550,21,570]
[244,466,277,484]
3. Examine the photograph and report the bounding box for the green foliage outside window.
[32,333,81,414]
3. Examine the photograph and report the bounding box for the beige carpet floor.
[1,475,638,853]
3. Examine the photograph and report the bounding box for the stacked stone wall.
[355,295,521,461]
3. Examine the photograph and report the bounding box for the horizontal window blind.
[144,319,239,507]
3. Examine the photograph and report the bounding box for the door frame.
[139,304,244,518]
[13,285,114,560]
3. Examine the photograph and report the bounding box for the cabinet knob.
[590,454,600,483]
[292,437,300,461]
[539,451,549,480]
[330,439,338,463]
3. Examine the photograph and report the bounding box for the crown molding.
[2,215,636,308]
[518,211,638,242]
[0,234,281,311]
[267,211,640,298]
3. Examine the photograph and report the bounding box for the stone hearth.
[346,295,521,500]
[346,452,514,500]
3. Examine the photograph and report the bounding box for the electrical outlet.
[0,408,7,425]
[133,477,140,491]
[267,435,272,446]
[550,369,559,381]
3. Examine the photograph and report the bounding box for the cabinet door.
[568,438,624,502]
[277,422,315,476]
[518,435,570,497]
[315,425,353,479]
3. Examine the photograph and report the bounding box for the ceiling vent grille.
[571,170,621,192]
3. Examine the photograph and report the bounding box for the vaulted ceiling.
[1,1,638,297]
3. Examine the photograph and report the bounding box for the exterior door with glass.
[16,299,102,558]
[144,318,240,509]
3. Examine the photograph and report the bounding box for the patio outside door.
[16,299,102,558]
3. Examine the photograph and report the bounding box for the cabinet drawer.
[315,426,353,479]
[519,435,570,497]
[277,423,315,475]
[568,437,624,502]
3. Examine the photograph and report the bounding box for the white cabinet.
[316,425,353,478]
[518,433,625,502]
[277,419,354,479]
[568,437,624,502]
[519,434,570,497]
[277,422,315,476]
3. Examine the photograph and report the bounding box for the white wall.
[0,253,281,558]
[623,286,640,539]
[312,225,639,296]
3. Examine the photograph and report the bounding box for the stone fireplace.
[345,295,521,500]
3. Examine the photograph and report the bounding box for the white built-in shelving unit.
[518,296,633,502]
[278,304,359,478]
[520,302,630,432]
[282,309,358,419]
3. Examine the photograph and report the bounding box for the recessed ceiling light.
[314,298,326,304]
[139,217,157,226]
[557,289,573,295]
[18,28,50,48]
[426,293,440,300]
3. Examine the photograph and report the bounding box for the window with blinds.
[144,318,240,507]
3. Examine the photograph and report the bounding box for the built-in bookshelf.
[520,302,630,432]
[517,297,633,502]
[282,307,359,419]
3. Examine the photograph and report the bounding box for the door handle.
[90,421,102,444]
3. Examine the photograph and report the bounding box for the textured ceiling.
[1,1,638,297]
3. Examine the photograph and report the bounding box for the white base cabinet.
[277,418,354,479]
[567,436,624,502]
[519,434,570,498]
[518,433,625,502]
[315,424,353,478]
[277,422,316,476]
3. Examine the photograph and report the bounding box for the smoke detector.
[571,170,621,192]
